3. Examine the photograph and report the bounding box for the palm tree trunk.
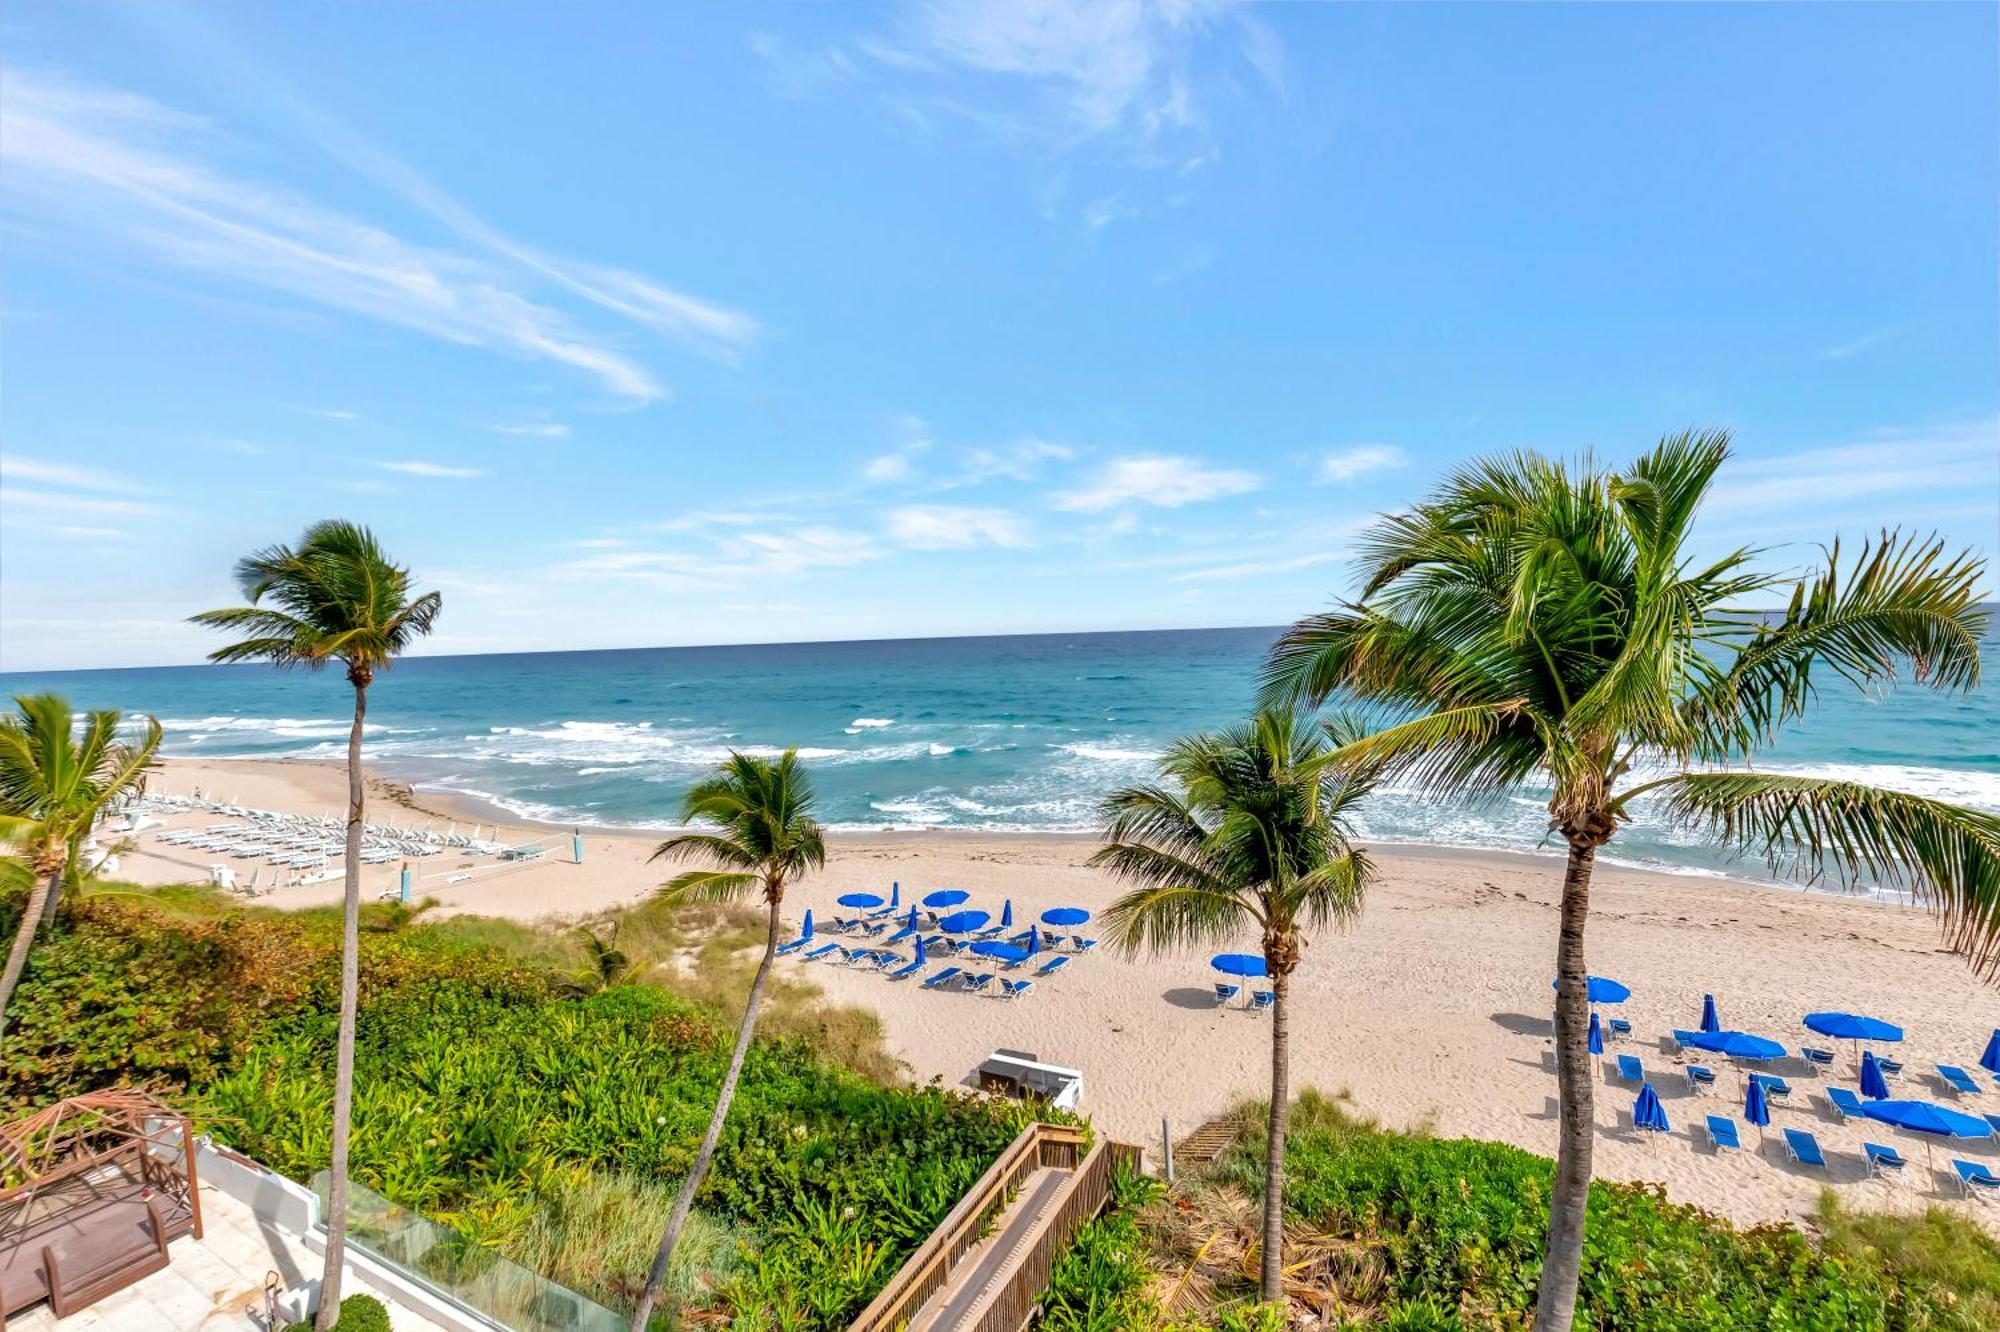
[316,679,368,1331]
[628,893,784,1332]
[1534,838,1599,1332]
[0,859,62,1036]
[1260,967,1292,1305]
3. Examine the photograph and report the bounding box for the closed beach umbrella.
[913,935,927,965]
[1633,1082,1669,1138]
[1744,1076,1770,1145]
[1001,899,1013,928]
[923,889,970,909]
[905,905,919,930]
[802,908,814,941]
[1588,1012,1604,1057]
[838,891,885,910]
[1552,975,1631,1004]
[1025,926,1039,956]
[1979,1029,2000,1077]
[889,882,900,909]
[1040,906,1090,927]
[1860,1050,1891,1100]
[1211,953,1269,978]
[1700,993,1721,1034]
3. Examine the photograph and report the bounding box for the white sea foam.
[848,717,894,729]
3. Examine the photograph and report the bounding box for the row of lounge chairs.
[1213,983,1274,1013]
[1699,1119,1998,1199]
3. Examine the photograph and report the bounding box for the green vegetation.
[2,886,1029,1328]
[283,1293,392,1332]
[1261,433,1995,1330]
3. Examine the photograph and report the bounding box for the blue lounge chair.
[1750,1073,1792,1104]
[1072,936,1099,954]
[1670,1029,1700,1053]
[1951,1159,1999,1200]
[1876,1056,1904,1079]
[1608,1017,1632,1039]
[1685,1064,1717,1094]
[1783,1128,1827,1170]
[1035,955,1070,978]
[887,955,926,980]
[1705,1115,1741,1152]
[1213,982,1240,1006]
[1000,979,1033,1000]
[775,936,810,956]
[1249,991,1274,1014]
[921,966,963,990]
[1987,1113,2000,1136]
[1826,1087,1865,1122]
[963,972,995,993]
[1937,1064,1981,1096]
[885,924,919,945]
[1863,1142,1908,1180]
[1616,1054,1645,1083]
[1801,1047,1835,1073]
[803,943,842,962]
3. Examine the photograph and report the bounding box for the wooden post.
[1162,1116,1174,1182]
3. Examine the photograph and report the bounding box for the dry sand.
[118,756,2000,1232]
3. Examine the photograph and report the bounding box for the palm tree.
[1093,708,1374,1306]
[0,693,161,1031]
[628,749,826,1332]
[1260,431,1995,1332]
[571,922,632,991]
[190,520,440,1332]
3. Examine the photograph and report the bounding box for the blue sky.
[2,1,1995,671]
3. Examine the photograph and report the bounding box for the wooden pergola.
[0,1090,203,1327]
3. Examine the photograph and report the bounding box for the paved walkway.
[904,1165,1074,1332]
[10,1181,447,1332]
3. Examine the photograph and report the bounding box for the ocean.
[5,625,1996,883]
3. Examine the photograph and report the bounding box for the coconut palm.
[571,922,632,991]
[0,693,161,1031]
[1260,431,1995,1332]
[1093,708,1374,1305]
[628,749,826,1332]
[190,520,440,1331]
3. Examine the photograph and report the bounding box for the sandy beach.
[117,756,2000,1234]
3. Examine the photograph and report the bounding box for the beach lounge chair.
[1987,1113,2000,1136]
[1213,983,1240,1007]
[775,936,810,956]
[1035,955,1070,978]
[1684,1064,1717,1094]
[1608,1017,1632,1040]
[1071,936,1099,954]
[1750,1073,1792,1104]
[887,955,926,981]
[1783,1128,1827,1171]
[1000,979,1033,1000]
[1826,1087,1865,1122]
[1936,1064,1981,1096]
[1876,1056,1904,1079]
[1705,1115,1740,1152]
[1863,1142,1908,1181]
[1249,991,1274,1014]
[885,924,919,945]
[1951,1159,1999,1200]
[1616,1054,1645,1083]
[920,966,964,991]
[1801,1046,1835,1073]
[803,943,841,962]
[963,973,995,994]
[1670,1029,1700,1054]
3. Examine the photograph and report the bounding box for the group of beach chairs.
[775,903,1099,1000]
[1603,1029,2000,1201]
[1212,982,1275,1014]
[142,797,517,879]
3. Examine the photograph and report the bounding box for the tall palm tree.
[1260,431,1995,1332]
[1093,708,1374,1306]
[190,520,440,1332]
[628,749,826,1332]
[0,693,161,1031]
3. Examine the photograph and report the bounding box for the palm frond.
[1100,882,1261,956]
[654,869,760,906]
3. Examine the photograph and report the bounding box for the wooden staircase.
[1172,1117,1243,1173]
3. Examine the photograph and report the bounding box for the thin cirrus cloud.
[887,504,1031,550]
[1318,444,1406,483]
[1705,418,1999,520]
[556,526,882,586]
[0,453,141,492]
[0,69,758,401]
[1050,453,1258,512]
[0,453,161,526]
[490,423,573,440]
[374,460,486,479]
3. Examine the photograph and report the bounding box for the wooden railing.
[847,1122,1138,1332]
[962,1138,1141,1332]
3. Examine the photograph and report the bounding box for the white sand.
[121,757,2000,1233]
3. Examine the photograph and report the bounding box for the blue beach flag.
[1700,993,1720,1034]
[1979,1029,2000,1077]
[1588,1011,1604,1057]
[1860,1051,1890,1100]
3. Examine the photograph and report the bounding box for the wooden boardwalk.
[902,1165,1075,1331]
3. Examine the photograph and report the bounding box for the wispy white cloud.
[0,69,762,401]
[491,422,572,440]
[1,488,159,518]
[556,525,882,586]
[947,436,1075,487]
[1050,453,1257,512]
[864,452,919,483]
[1318,444,1405,484]
[375,460,485,479]
[1821,326,1899,361]
[1172,550,1343,582]
[310,408,361,421]
[888,504,1031,549]
[1707,418,1998,519]
[0,454,141,492]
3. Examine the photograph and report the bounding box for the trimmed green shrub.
[283,1292,392,1332]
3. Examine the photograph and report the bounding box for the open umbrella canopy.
[1552,975,1631,1004]
[1860,1100,1994,1140]
[1744,1076,1770,1128]
[1861,1051,1891,1100]
[1700,994,1721,1034]
[970,940,1030,964]
[1803,1012,1904,1043]
[1682,1030,1786,1061]
[1211,953,1269,978]
[1979,1029,2000,1076]
[837,892,885,910]
[938,910,991,934]
[1040,906,1090,927]
[1588,1012,1604,1057]
[923,889,970,909]
[1633,1082,1670,1134]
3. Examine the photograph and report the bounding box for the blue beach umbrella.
[1860,1098,1994,1173]
[938,909,991,934]
[1700,993,1721,1034]
[1552,975,1631,1004]
[802,909,814,941]
[923,889,970,909]
[1978,1029,2000,1077]
[1633,1082,1670,1137]
[1744,1076,1770,1141]
[1001,899,1014,928]
[905,905,919,929]
[1211,953,1269,978]
[1588,1012,1604,1057]
[1860,1051,1891,1100]
[1803,1012,1903,1046]
[1041,906,1090,927]
[838,891,885,910]
[1684,1030,1786,1062]
[913,935,927,965]
[1025,926,1040,956]
[889,882,900,909]
[970,940,1030,965]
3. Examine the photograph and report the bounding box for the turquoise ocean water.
[4,625,1995,882]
